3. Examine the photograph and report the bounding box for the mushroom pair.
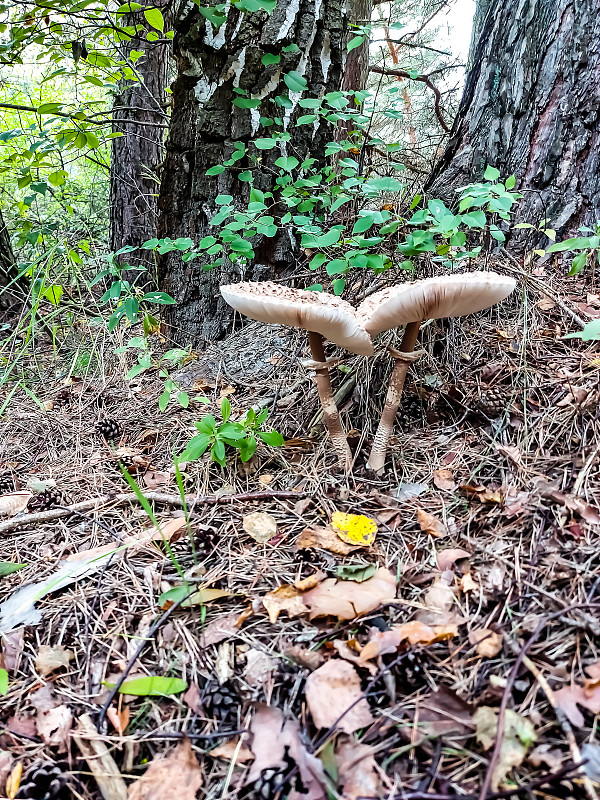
[220,272,516,472]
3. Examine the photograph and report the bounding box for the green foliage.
[0,667,7,696]
[0,562,26,577]
[564,319,600,341]
[103,675,187,696]
[179,398,285,467]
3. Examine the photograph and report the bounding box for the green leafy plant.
[564,319,600,341]
[103,675,187,697]
[179,398,285,466]
[0,667,7,696]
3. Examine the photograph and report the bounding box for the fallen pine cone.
[96,418,122,441]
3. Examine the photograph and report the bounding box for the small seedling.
[179,398,284,466]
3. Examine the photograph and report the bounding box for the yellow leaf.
[331,511,377,546]
[6,763,22,799]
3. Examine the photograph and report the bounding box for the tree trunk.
[0,210,24,311]
[426,0,600,242]
[157,0,353,345]
[109,17,170,282]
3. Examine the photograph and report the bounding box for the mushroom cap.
[358,271,517,336]
[220,281,375,356]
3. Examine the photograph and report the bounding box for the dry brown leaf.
[262,583,310,624]
[128,739,202,800]
[243,511,277,543]
[35,644,74,676]
[474,707,536,790]
[584,661,600,691]
[35,705,73,753]
[305,660,373,734]
[414,686,473,737]
[0,492,32,518]
[460,572,479,593]
[143,471,172,490]
[0,751,14,793]
[199,610,245,647]
[7,714,37,739]
[302,567,396,620]
[297,525,360,555]
[554,683,600,727]
[495,444,523,468]
[360,620,456,662]
[436,548,470,572]
[460,484,503,504]
[2,627,24,672]
[528,744,565,771]
[283,644,325,671]
[183,683,201,713]
[433,469,456,491]
[336,735,380,800]
[208,738,253,762]
[333,640,376,674]
[106,705,130,735]
[469,628,503,658]
[246,705,327,799]
[417,509,446,537]
[243,648,276,689]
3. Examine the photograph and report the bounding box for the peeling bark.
[426,0,600,243]
[157,0,353,344]
[109,12,170,281]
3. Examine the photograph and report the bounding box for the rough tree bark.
[426,0,600,241]
[0,210,24,311]
[157,0,360,344]
[109,14,170,281]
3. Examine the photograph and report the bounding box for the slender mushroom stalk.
[308,331,352,470]
[358,272,517,473]
[219,281,373,471]
[366,321,421,473]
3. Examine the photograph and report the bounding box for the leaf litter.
[1,270,600,799]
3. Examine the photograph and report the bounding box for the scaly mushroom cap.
[220,281,375,356]
[358,271,517,336]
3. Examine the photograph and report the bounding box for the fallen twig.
[0,489,308,535]
[73,713,128,800]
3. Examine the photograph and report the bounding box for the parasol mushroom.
[220,281,374,470]
[358,271,517,473]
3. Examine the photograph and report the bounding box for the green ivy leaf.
[296,114,318,125]
[335,563,377,582]
[261,53,280,65]
[347,35,364,51]
[275,155,299,171]
[0,562,26,577]
[254,138,277,150]
[483,164,501,182]
[0,668,7,696]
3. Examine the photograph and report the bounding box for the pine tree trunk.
[0,210,24,310]
[426,0,600,243]
[157,0,353,345]
[109,17,170,282]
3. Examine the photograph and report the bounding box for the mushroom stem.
[367,320,422,473]
[308,331,352,470]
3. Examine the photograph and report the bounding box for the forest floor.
[1,258,600,800]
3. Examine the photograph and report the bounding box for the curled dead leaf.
[433,469,456,491]
[554,683,600,727]
[469,628,503,658]
[436,548,470,572]
[35,644,74,676]
[305,660,374,734]
[0,492,32,518]
[297,525,361,555]
[302,567,396,620]
[243,511,277,543]
[417,509,446,537]
[359,620,456,663]
[460,484,503,504]
[474,707,536,790]
[336,735,380,799]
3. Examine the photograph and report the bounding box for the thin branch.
[0,101,168,128]
[369,66,450,132]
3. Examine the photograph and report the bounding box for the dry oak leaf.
[246,705,327,799]
[199,610,246,647]
[305,660,374,734]
[35,644,74,676]
[0,492,32,518]
[433,469,456,491]
[469,628,503,658]
[460,572,479,593]
[302,567,396,621]
[106,704,130,735]
[35,705,73,753]
[554,683,600,727]
[359,620,456,663]
[331,511,377,546]
[243,511,277,543]
[417,509,446,537]
[297,525,361,555]
[436,548,470,572]
[474,707,536,790]
[128,738,202,800]
[336,735,380,800]
[283,644,325,671]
